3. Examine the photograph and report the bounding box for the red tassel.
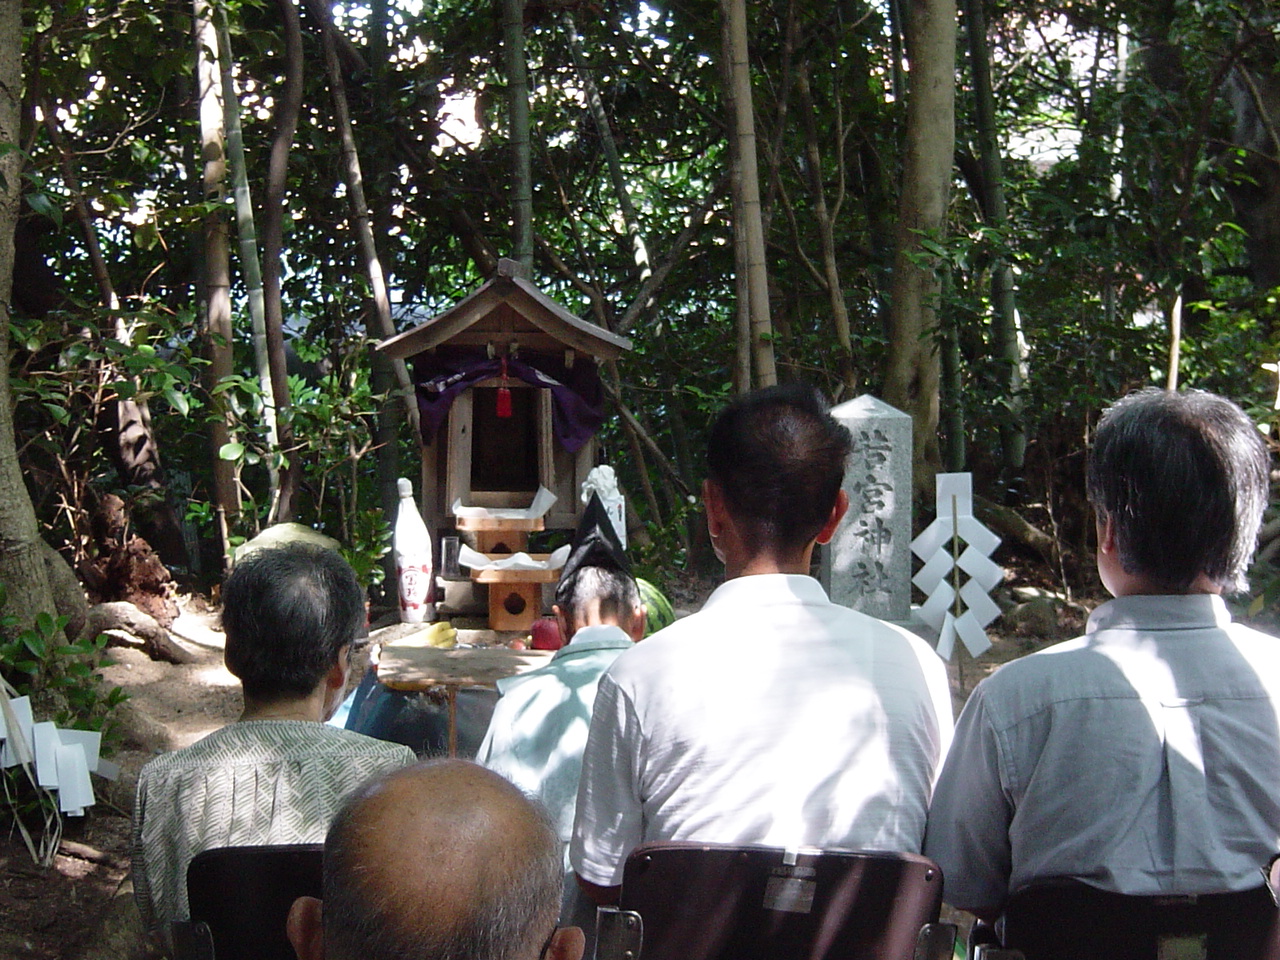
[496,358,512,418]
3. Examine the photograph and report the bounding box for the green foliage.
[0,577,129,861]
[0,584,128,740]
[209,334,394,584]
[10,307,204,565]
[10,0,1280,594]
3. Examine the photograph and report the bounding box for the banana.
[422,620,457,649]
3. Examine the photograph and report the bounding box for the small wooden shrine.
[377,259,632,630]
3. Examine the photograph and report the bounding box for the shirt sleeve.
[131,765,161,935]
[474,701,502,769]
[924,647,956,773]
[923,682,1013,914]
[569,671,645,887]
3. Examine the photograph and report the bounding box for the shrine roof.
[377,259,633,362]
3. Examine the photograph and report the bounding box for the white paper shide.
[1,690,117,815]
[910,473,1003,660]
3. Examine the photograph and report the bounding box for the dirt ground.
[1,598,238,960]
[1,566,1088,959]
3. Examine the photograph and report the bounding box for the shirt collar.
[554,623,634,658]
[1087,593,1233,634]
[700,573,830,611]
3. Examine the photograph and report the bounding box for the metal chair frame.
[593,841,955,960]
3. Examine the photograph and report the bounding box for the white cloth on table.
[924,593,1280,914]
[570,574,954,887]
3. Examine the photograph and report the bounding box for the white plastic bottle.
[394,477,434,623]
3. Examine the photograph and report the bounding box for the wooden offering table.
[455,514,556,632]
[377,643,552,756]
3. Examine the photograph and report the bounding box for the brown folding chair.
[594,842,955,960]
[986,879,1280,960]
[169,844,324,960]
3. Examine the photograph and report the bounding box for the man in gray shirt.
[925,388,1280,921]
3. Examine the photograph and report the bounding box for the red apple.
[530,616,564,651]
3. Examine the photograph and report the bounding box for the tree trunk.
[0,0,56,636]
[366,0,404,585]
[720,8,754,394]
[41,103,188,568]
[796,65,856,398]
[262,0,304,522]
[193,0,236,571]
[963,0,1026,493]
[720,0,777,388]
[882,0,956,492]
[318,0,419,431]
[939,266,966,472]
[502,0,533,269]
[217,8,280,512]
[562,12,651,283]
[617,179,724,336]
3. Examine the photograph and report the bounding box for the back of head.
[707,383,853,556]
[222,542,364,702]
[322,760,564,960]
[557,565,641,631]
[1087,387,1269,593]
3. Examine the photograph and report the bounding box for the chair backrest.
[184,843,324,960]
[600,841,949,960]
[1001,880,1280,960]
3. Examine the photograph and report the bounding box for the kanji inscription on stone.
[822,395,912,622]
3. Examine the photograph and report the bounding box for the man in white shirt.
[925,388,1280,927]
[570,384,954,904]
[477,495,644,922]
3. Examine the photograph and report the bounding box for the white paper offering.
[935,473,974,515]
[458,544,571,572]
[918,580,956,631]
[912,549,954,597]
[58,728,103,775]
[958,545,1005,592]
[910,472,1004,662]
[1,695,34,768]
[954,612,993,657]
[581,467,627,548]
[452,486,557,520]
[96,758,121,781]
[33,722,61,788]
[936,611,956,661]
[55,742,95,814]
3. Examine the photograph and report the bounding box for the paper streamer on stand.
[1,683,118,816]
[910,473,1003,659]
[458,543,571,572]
[580,466,627,549]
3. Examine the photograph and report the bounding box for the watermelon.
[636,578,676,637]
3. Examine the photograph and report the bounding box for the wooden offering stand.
[454,514,557,632]
[378,639,553,756]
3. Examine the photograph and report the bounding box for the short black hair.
[221,542,364,701]
[707,383,853,555]
[1087,387,1269,593]
[558,565,641,628]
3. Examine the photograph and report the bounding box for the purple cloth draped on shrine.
[412,347,604,453]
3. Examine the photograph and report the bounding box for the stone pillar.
[822,395,912,623]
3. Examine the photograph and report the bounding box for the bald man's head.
[312,760,568,960]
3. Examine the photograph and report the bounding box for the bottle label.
[397,559,433,623]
